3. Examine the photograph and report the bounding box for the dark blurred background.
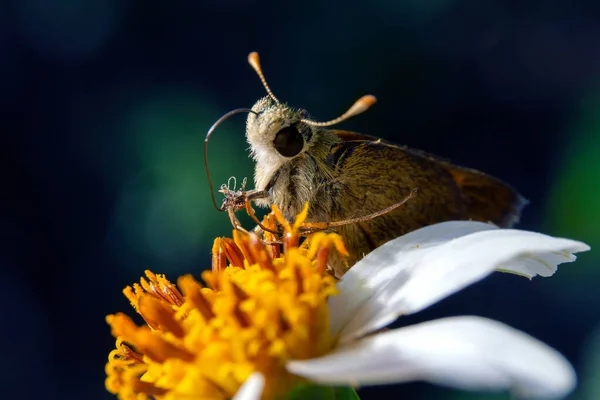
[2,0,600,399]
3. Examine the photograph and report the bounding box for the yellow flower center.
[105,204,348,399]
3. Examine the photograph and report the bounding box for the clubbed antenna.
[302,95,377,127]
[248,52,280,104]
[248,51,376,127]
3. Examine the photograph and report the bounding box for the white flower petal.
[495,242,589,279]
[331,222,588,342]
[329,221,499,339]
[232,372,265,400]
[288,316,575,399]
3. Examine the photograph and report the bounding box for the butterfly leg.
[242,191,280,235]
[299,188,418,235]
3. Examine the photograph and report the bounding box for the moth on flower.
[105,204,589,400]
[204,52,528,277]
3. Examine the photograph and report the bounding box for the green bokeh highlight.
[545,92,600,276]
[543,90,600,400]
[110,86,259,273]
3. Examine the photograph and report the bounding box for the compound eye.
[273,125,304,157]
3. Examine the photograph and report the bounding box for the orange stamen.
[138,295,184,338]
[177,275,215,322]
[107,313,194,362]
[212,238,228,273]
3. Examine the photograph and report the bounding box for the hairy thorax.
[255,152,335,222]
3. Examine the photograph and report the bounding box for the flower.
[105,205,590,400]
[105,205,344,399]
[288,220,590,399]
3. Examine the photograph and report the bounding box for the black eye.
[273,125,304,157]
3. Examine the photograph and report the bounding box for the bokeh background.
[2,0,600,399]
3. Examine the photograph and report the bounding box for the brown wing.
[327,139,462,267]
[326,132,527,271]
[331,129,527,228]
